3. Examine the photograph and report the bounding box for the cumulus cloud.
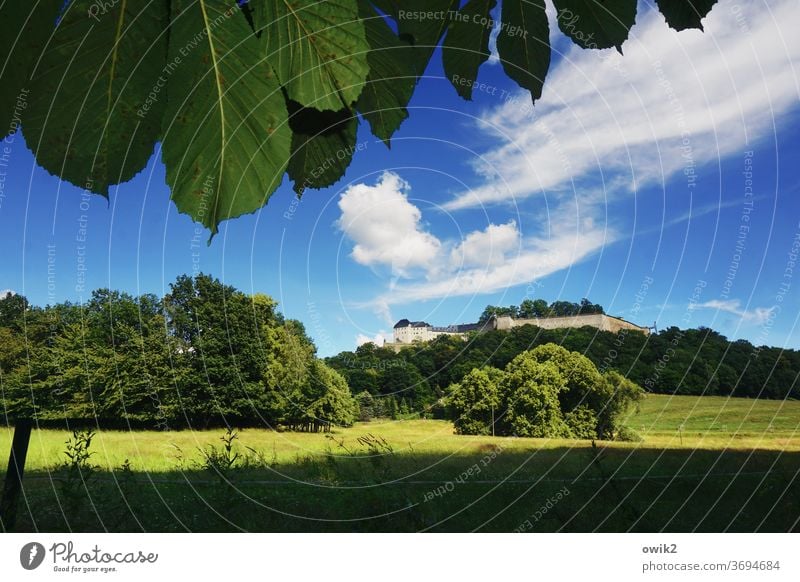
[338,170,611,307]
[450,220,520,269]
[337,172,441,277]
[356,332,388,347]
[338,159,613,308]
[444,0,800,211]
[692,299,776,324]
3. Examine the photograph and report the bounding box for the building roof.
[430,322,484,333]
[393,319,430,329]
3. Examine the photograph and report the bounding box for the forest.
[0,276,356,430]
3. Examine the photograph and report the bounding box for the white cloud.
[356,332,388,347]
[338,167,611,308]
[1,289,15,298]
[692,299,776,324]
[636,194,768,236]
[342,2,800,312]
[337,172,441,277]
[450,220,520,268]
[372,201,611,305]
[336,170,611,307]
[336,0,800,322]
[444,0,800,211]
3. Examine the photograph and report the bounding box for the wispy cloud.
[692,299,776,324]
[635,194,768,237]
[374,224,609,305]
[444,0,800,211]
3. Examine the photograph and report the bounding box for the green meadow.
[2,394,799,532]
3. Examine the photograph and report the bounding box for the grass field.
[2,394,799,532]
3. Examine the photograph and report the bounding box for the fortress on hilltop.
[385,313,650,351]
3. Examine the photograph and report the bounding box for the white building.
[391,318,487,344]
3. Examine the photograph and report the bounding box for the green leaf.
[252,0,370,111]
[370,0,460,76]
[286,101,358,195]
[0,0,61,138]
[23,0,168,195]
[552,0,637,51]
[162,0,291,235]
[655,0,717,32]
[442,0,497,100]
[355,0,416,143]
[496,0,550,102]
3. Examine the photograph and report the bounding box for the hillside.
[327,323,800,414]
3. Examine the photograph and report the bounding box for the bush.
[504,359,570,438]
[564,405,599,439]
[445,344,644,440]
[446,367,503,435]
[614,426,644,442]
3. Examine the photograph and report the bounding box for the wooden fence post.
[0,419,33,531]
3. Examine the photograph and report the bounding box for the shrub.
[504,358,570,438]
[614,425,644,442]
[564,405,599,439]
[445,343,645,440]
[446,367,503,435]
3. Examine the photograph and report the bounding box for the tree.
[355,391,384,422]
[548,301,580,316]
[42,320,106,420]
[281,360,356,431]
[1,0,721,234]
[0,292,28,330]
[0,273,362,430]
[444,343,644,440]
[162,274,265,426]
[519,299,550,319]
[597,371,645,440]
[478,305,519,324]
[0,326,28,419]
[526,343,605,413]
[519,344,643,439]
[447,367,504,436]
[485,298,605,320]
[579,298,604,314]
[304,360,356,429]
[262,320,317,427]
[382,364,434,409]
[503,355,570,438]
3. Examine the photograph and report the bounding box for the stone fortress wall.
[386,313,650,351]
[493,314,651,335]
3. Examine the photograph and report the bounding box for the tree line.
[477,298,605,323]
[0,276,356,430]
[4,282,794,434]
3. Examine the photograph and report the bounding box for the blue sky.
[1,0,799,357]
